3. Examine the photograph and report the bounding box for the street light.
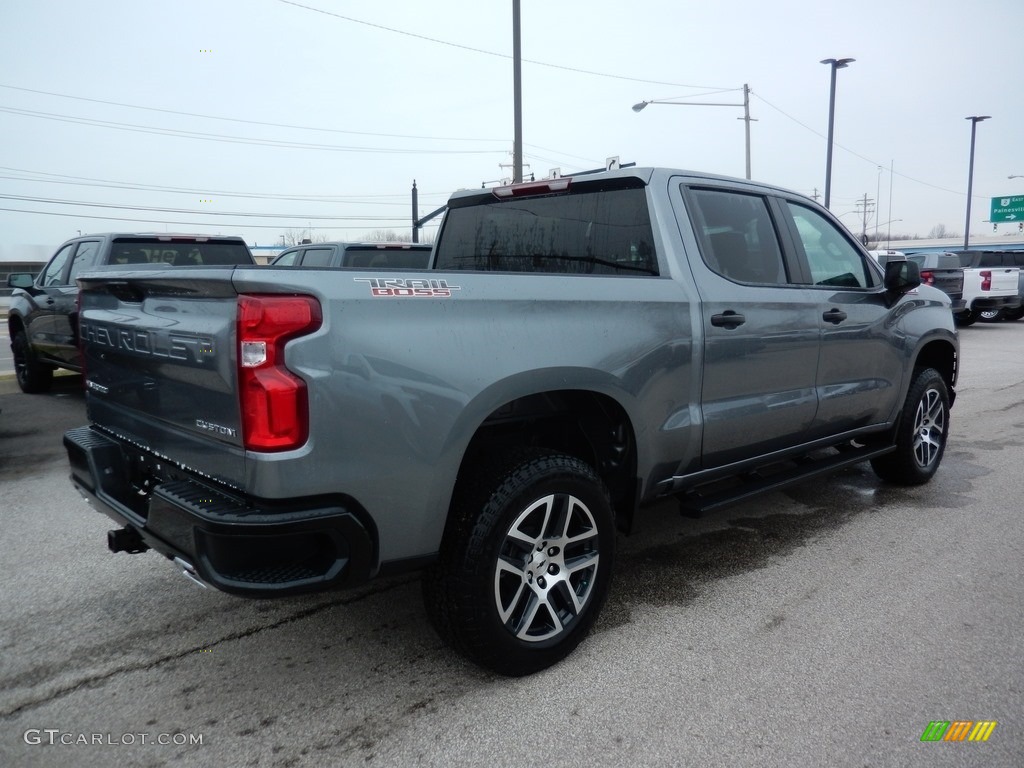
[632,84,754,180]
[1010,175,1024,179]
[820,57,855,210]
[964,115,991,250]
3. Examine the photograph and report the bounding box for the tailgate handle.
[823,308,848,324]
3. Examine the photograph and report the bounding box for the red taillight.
[980,270,992,291]
[237,295,322,451]
[920,269,935,285]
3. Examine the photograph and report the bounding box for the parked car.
[6,233,256,393]
[271,241,432,269]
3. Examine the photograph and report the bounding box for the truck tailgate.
[928,269,964,299]
[967,266,1019,297]
[78,270,246,487]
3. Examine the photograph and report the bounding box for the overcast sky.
[2,0,1023,252]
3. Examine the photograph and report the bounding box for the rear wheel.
[11,329,53,394]
[424,450,615,676]
[978,308,1003,322]
[871,367,950,485]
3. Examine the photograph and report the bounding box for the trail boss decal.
[353,277,461,298]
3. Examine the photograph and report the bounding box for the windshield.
[110,239,252,266]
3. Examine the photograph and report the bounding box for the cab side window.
[274,250,300,266]
[689,188,788,284]
[41,244,75,286]
[301,248,333,267]
[786,203,874,288]
[67,241,102,283]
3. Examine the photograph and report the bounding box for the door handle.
[710,311,746,328]
[822,308,847,324]
[45,298,55,305]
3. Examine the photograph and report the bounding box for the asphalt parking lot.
[1,323,1022,767]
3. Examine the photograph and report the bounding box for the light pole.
[512,0,523,183]
[964,115,991,250]
[1010,175,1024,179]
[632,84,754,180]
[820,58,855,210]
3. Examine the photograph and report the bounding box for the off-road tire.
[423,449,615,676]
[870,367,950,485]
[11,328,53,394]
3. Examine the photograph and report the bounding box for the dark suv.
[6,233,255,393]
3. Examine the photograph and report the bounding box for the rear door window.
[301,248,334,267]
[687,188,788,284]
[68,241,103,282]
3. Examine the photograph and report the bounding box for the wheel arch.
[911,336,958,402]
[442,373,642,534]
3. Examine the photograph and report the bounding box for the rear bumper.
[965,296,1018,312]
[63,426,374,597]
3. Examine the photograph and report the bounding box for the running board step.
[676,444,896,516]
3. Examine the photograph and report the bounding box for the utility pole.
[811,188,821,202]
[855,193,875,241]
[741,84,753,180]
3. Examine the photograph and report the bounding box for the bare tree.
[279,229,330,246]
[364,229,411,243]
[363,229,436,244]
[927,224,960,239]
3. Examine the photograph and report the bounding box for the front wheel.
[871,367,950,485]
[11,329,53,394]
[424,450,615,676]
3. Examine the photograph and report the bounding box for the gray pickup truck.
[63,168,958,675]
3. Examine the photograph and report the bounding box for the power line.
[276,0,730,90]
[0,172,445,206]
[0,105,505,155]
[0,207,410,231]
[1,85,591,172]
[0,207,409,230]
[0,193,400,220]
[752,91,966,197]
[0,83,509,143]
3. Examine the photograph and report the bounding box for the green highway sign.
[991,195,1024,223]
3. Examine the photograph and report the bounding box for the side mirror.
[883,259,920,295]
[6,273,34,289]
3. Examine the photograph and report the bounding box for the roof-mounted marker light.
[492,178,571,199]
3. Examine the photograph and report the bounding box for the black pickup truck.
[6,233,256,393]
[271,241,432,269]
